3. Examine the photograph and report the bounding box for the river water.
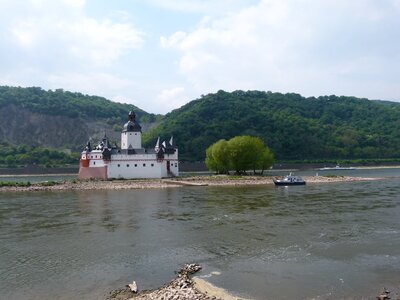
[1,169,400,299]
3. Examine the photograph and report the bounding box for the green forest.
[0,142,78,167]
[144,90,400,161]
[2,86,400,164]
[0,86,159,123]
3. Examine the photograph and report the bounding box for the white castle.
[79,111,179,179]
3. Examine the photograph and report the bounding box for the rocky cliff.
[0,104,152,151]
[0,86,158,151]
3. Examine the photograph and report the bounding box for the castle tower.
[121,111,142,149]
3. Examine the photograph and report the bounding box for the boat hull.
[273,181,306,186]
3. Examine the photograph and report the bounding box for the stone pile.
[107,263,222,300]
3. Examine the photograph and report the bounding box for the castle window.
[143,163,146,167]
[117,164,120,167]
[151,164,154,167]
[175,163,177,167]
[93,162,96,165]
[134,164,137,167]
[127,164,130,167]
[135,133,137,135]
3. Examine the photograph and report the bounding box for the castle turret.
[121,111,142,149]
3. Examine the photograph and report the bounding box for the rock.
[128,281,138,293]
[377,287,391,300]
[108,263,225,300]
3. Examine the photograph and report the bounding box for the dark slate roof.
[122,110,142,132]
[114,148,158,155]
[123,120,142,132]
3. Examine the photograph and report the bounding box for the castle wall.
[106,153,178,179]
[79,151,179,179]
[121,131,141,149]
[78,165,107,180]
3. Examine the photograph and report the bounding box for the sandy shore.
[0,175,381,192]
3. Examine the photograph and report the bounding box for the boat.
[318,165,356,171]
[273,173,306,186]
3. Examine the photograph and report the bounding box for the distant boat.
[273,173,306,186]
[318,165,356,171]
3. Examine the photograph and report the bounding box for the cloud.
[4,1,143,66]
[146,0,258,14]
[0,0,144,90]
[156,87,188,112]
[0,0,149,110]
[62,19,143,66]
[161,0,400,100]
[47,72,132,95]
[1,0,400,115]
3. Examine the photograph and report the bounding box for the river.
[0,168,400,299]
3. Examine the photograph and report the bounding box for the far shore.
[0,174,382,192]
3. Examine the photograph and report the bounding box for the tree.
[228,136,259,174]
[205,145,218,172]
[258,148,274,174]
[205,135,275,175]
[5,155,15,167]
[211,139,230,174]
[205,139,230,174]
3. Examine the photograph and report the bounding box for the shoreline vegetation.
[0,174,381,192]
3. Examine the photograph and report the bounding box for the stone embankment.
[0,175,381,192]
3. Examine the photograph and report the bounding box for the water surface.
[1,169,400,299]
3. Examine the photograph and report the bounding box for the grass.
[0,181,31,187]
[38,180,60,186]
[227,175,243,180]
[0,180,62,188]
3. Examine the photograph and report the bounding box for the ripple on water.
[1,175,400,299]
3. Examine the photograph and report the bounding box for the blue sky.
[1,0,399,114]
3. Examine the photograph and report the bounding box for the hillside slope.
[143,90,400,161]
[0,86,159,150]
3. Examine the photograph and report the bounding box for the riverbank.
[106,262,394,300]
[107,263,247,300]
[0,175,381,192]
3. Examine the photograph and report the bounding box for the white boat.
[318,165,356,171]
[273,173,306,186]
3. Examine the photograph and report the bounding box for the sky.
[1,0,400,114]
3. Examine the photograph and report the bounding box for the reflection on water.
[1,169,400,299]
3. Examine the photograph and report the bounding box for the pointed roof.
[123,110,142,132]
[155,137,160,150]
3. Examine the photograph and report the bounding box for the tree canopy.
[205,136,274,174]
[2,86,400,163]
[0,86,158,123]
[144,90,400,161]
[0,142,78,167]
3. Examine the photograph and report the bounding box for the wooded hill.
[0,86,159,151]
[144,90,400,161]
[1,86,400,163]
